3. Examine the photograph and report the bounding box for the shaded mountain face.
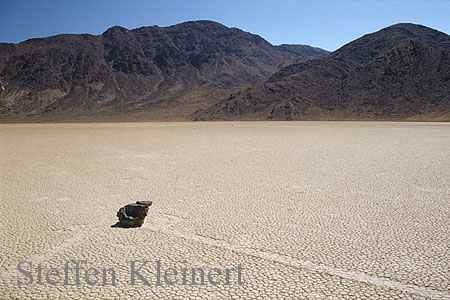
[195,23,450,121]
[0,20,328,121]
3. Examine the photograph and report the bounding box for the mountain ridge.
[194,23,450,121]
[2,22,449,122]
[0,20,328,121]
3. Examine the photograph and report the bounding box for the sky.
[0,0,449,51]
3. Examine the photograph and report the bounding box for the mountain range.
[0,21,327,121]
[195,23,450,121]
[1,21,449,122]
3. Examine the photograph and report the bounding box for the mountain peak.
[102,25,129,37]
[172,20,227,28]
[362,22,450,51]
[383,22,447,32]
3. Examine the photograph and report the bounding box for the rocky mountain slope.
[0,21,328,121]
[195,23,450,121]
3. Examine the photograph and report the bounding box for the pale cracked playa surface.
[0,121,449,300]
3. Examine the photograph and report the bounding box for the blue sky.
[0,0,449,51]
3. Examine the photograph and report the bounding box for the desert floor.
[0,122,449,300]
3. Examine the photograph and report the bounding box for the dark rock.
[136,201,152,206]
[117,201,153,227]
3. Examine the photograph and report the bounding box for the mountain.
[195,23,450,121]
[0,20,328,121]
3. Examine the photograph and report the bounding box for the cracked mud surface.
[0,122,449,299]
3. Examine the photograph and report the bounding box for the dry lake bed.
[0,121,449,300]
